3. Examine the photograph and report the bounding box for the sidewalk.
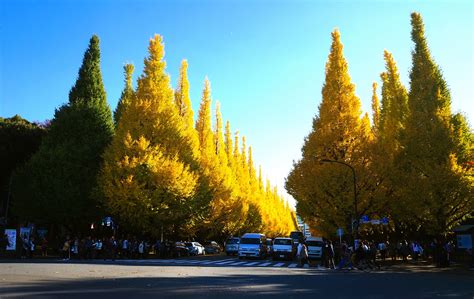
[380,259,474,275]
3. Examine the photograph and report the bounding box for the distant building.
[296,215,311,237]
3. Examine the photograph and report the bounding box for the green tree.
[12,35,114,232]
[0,116,46,223]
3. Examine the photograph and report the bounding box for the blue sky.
[1,0,473,207]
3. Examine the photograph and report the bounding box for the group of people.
[60,236,152,261]
[294,237,454,270]
[58,236,195,260]
[19,234,48,259]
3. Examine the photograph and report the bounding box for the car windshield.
[226,238,239,244]
[274,239,292,245]
[240,238,261,244]
[266,240,271,245]
[185,242,193,247]
[290,232,303,240]
[306,241,324,247]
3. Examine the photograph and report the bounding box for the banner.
[5,229,16,251]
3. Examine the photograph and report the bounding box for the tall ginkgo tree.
[99,35,199,238]
[398,13,473,236]
[286,29,373,236]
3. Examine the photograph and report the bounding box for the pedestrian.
[378,241,387,261]
[122,238,129,259]
[110,236,117,261]
[297,240,309,267]
[95,238,103,259]
[337,243,353,270]
[320,240,328,268]
[62,238,70,261]
[327,240,335,269]
[0,233,9,256]
[85,237,93,259]
[29,237,35,258]
[21,234,30,259]
[400,241,409,262]
[388,241,397,261]
[71,237,79,259]
[41,237,48,257]
[139,240,145,259]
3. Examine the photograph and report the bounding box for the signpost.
[336,228,344,244]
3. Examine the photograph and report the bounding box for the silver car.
[225,237,240,256]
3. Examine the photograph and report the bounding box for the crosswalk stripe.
[174,259,192,263]
[288,263,298,268]
[273,262,285,267]
[185,260,204,264]
[230,261,247,266]
[199,259,233,265]
[257,262,272,267]
[215,260,237,265]
[243,262,260,266]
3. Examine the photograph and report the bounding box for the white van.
[238,233,267,259]
[272,237,295,260]
[306,236,324,259]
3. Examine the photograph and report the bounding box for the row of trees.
[286,13,473,240]
[10,35,297,240]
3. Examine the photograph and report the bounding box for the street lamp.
[320,159,358,247]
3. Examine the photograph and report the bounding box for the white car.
[238,233,267,259]
[272,237,295,260]
[306,236,324,259]
[185,242,205,255]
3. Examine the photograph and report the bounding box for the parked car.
[172,242,190,258]
[289,231,304,246]
[266,238,273,255]
[185,242,205,256]
[204,241,222,254]
[306,236,324,259]
[225,237,240,256]
[238,233,267,259]
[272,237,295,260]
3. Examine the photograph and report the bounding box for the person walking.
[297,240,309,267]
[40,237,48,257]
[62,238,70,261]
[327,240,335,269]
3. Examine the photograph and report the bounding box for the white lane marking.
[243,261,260,266]
[174,260,193,263]
[273,262,285,267]
[200,259,234,265]
[185,260,204,264]
[288,263,298,268]
[257,262,272,267]
[215,260,237,265]
[230,261,247,266]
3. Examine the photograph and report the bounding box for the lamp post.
[320,159,358,246]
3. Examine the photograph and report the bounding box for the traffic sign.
[336,228,344,237]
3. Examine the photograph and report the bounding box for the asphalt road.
[1,255,473,298]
